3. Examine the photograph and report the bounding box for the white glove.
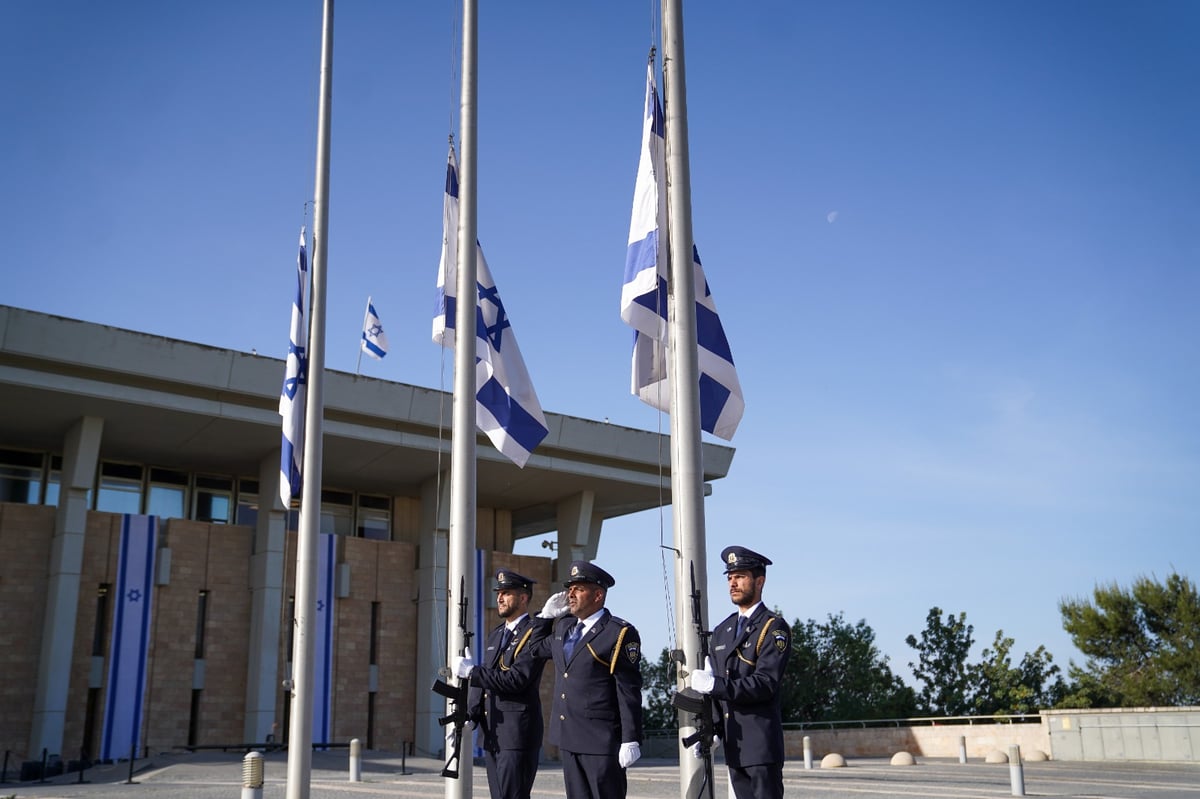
[451,646,475,679]
[690,736,721,759]
[690,656,715,694]
[618,741,641,768]
[537,590,569,619]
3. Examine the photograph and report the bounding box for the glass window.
[320,489,353,537]
[96,462,143,514]
[0,449,44,504]
[45,456,62,506]
[194,475,233,524]
[357,494,390,541]
[235,479,259,527]
[147,468,188,520]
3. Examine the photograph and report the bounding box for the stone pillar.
[553,490,602,582]
[30,415,103,757]
[243,452,289,743]
[413,473,450,756]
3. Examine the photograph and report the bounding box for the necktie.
[735,615,747,639]
[499,626,513,653]
[563,621,584,660]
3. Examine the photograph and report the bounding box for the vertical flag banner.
[279,227,309,506]
[360,297,389,360]
[313,533,336,745]
[433,144,550,467]
[621,63,745,440]
[100,514,158,762]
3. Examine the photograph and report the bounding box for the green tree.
[1059,571,1200,707]
[641,646,679,730]
[905,607,974,716]
[781,612,916,723]
[970,630,1065,715]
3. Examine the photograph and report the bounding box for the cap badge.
[571,564,580,576]
[727,552,737,565]
[498,572,507,582]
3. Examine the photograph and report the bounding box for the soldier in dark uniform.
[530,560,644,799]
[451,569,550,799]
[690,546,791,799]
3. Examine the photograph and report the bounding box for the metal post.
[125,742,138,784]
[40,747,48,783]
[1008,744,1025,796]
[803,736,813,770]
[349,738,361,782]
[958,735,967,764]
[242,750,264,799]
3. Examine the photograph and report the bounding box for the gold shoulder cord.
[498,627,534,672]
[586,624,630,672]
[735,616,777,666]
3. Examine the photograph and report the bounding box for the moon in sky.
[827,211,839,223]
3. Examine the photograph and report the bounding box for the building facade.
[0,305,734,764]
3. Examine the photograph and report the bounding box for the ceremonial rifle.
[432,575,473,778]
[672,561,720,799]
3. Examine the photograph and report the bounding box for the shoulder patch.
[625,640,641,664]
[773,628,789,653]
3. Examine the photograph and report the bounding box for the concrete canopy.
[0,306,734,539]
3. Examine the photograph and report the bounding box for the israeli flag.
[99,514,157,762]
[433,144,550,468]
[279,227,308,506]
[621,62,744,441]
[314,533,336,746]
[360,297,389,359]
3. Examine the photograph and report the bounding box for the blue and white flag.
[621,63,744,441]
[100,514,157,762]
[433,144,550,468]
[313,533,336,746]
[279,227,308,506]
[360,297,389,360]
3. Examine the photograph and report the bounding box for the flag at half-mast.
[621,62,744,440]
[279,227,309,505]
[360,297,389,359]
[433,144,550,468]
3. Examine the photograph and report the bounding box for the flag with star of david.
[99,514,158,761]
[621,61,744,440]
[313,532,336,746]
[278,227,308,506]
[360,297,389,360]
[433,144,550,467]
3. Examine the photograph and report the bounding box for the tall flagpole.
[446,0,478,797]
[286,1,334,798]
[661,1,712,798]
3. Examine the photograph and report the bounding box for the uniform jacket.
[467,613,550,752]
[533,609,643,755]
[708,603,791,767]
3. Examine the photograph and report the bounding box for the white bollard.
[349,738,362,782]
[958,735,967,764]
[241,751,264,799]
[803,735,813,770]
[1008,744,1025,796]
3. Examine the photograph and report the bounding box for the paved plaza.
[3,749,1199,799]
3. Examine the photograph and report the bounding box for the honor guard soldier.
[451,569,551,799]
[531,560,644,799]
[690,546,791,799]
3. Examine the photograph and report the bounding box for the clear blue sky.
[5,1,1198,689]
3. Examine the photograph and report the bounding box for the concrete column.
[30,415,103,757]
[413,473,450,756]
[553,490,602,582]
[243,452,289,743]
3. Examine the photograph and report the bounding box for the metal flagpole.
[660,1,713,798]
[355,296,370,375]
[286,1,334,797]
[446,0,479,796]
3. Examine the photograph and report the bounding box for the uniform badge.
[726,551,737,565]
[498,572,507,582]
[773,629,789,653]
[571,564,580,577]
[625,641,640,664]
